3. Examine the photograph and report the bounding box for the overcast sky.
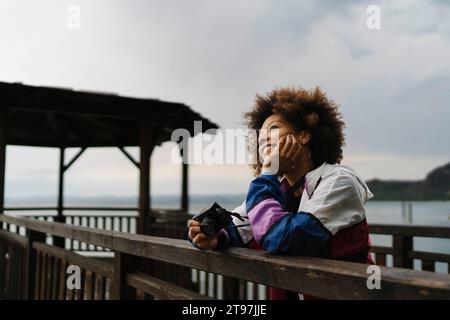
[1,0,449,198]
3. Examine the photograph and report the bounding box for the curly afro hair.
[244,86,346,175]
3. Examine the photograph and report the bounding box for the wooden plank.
[126,272,211,300]
[138,122,152,235]
[51,258,60,299]
[377,253,387,266]
[0,238,5,298]
[94,274,104,300]
[222,276,239,300]
[84,270,94,300]
[39,252,47,300]
[370,223,450,238]
[34,250,42,299]
[0,229,28,246]
[422,260,435,272]
[393,235,413,268]
[371,245,393,255]
[32,242,113,279]
[408,251,450,264]
[112,252,137,299]
[74,269,84,300]
[45,254,54,299]
[0,107,6,231]
[58,260,67,300]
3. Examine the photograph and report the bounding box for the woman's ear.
[296,130,311,145]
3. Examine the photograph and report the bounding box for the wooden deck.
[1,213,450,300]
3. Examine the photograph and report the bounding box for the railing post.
[25,229,46,299]
[113,252,138,299]
[0,107,7,230]
[393,235,413,268]
[53,147,66,248]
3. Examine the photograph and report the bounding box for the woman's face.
[258,113,298,160]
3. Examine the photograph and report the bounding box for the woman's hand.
[262,134,302,175]
[187,219,218,250]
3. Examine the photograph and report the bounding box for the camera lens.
[200,217,216,237]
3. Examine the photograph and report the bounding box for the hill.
[366,162,450,200]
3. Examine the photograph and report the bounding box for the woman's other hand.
[187,219,218,250]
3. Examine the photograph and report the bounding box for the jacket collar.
[305,162,327,197]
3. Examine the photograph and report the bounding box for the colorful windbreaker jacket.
[217,162,374,262]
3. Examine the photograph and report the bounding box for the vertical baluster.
[97,217,103,251]
[39,252,47,299]
[122,217,127,233]
[85,271,94,300]
[81,217,87,251]
[0,238,5,298]
[94,274,103,300]
[127,216,132,234]
[11,242,17,299]
[34,250,42,299]
[51,257,60,299]
[422,260,435,272]
[45,254,53,299]
[74,268,85,300]
[73,217,80,251]
[377,253,387,266]
[253,282,259,300]
[65,217,72,250]
[58,260,67,300]
[393,235,413,269]
[89,217,95,251]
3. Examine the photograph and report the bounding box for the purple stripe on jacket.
[247,198,288,243]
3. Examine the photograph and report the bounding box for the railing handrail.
[3,206,139,212]
[369,223,450,238]
[1,213,450,299]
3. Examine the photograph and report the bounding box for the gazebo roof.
[0,81,218,148]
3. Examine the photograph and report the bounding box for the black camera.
[192,202,245,237]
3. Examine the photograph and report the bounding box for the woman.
[188,87,374,299]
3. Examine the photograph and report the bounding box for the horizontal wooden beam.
[370,223,450,238]
[371,246,393,255]
[126,272,211,300]
[33,242,114,279]
[1,214,450,299]
[0,229,28,247]
[3,207,139,212]
[408,250,450,264]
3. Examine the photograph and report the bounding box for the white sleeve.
[230,201,254,245]
[301,172,367,235]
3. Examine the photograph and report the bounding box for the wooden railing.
[369,223,450,272]
[1,214,450,300]
[2,207,187,252]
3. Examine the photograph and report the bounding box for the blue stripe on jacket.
[246,174,288,213]
[260,212,331,255]
[246,173,332,255]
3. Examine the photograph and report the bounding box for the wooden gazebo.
[0,81,218,240]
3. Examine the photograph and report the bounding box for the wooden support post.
[113,252,138,300]
[25,229,46,299]
[393,235,413,269]
[180,146,189,214]
[138,123,154,235]
[0,108,6,227]
[53,147,65,248]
